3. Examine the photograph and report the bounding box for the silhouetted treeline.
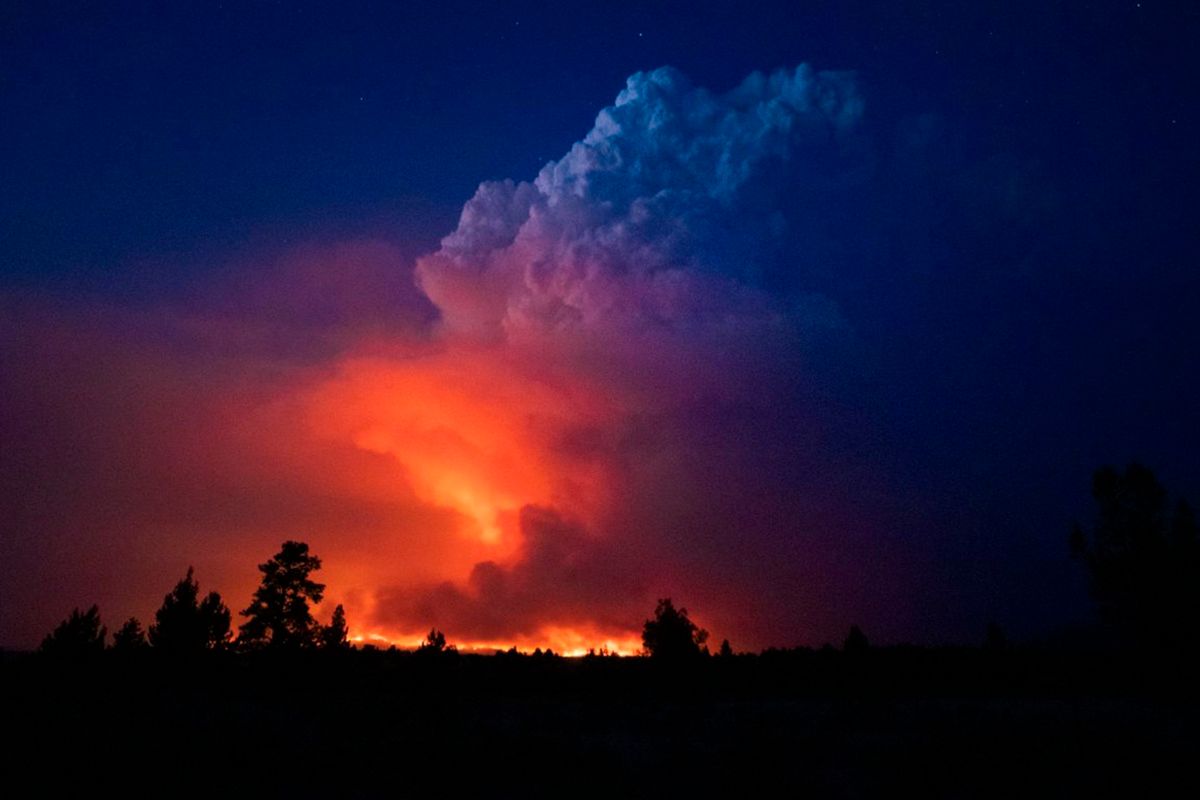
[33,462,1200,667]
[37,540,349,658]
[10,464,1200,796]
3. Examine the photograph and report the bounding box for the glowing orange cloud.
[303,337,634,539]
[292,337,648,648]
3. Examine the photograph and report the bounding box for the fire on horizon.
[2,2,1198,655]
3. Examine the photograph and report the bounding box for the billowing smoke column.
[0,65,905,653]
[417,64,863,338]
[361,65,889,649]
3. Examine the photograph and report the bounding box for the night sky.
[2,1,1198,652]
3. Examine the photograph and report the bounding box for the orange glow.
[305,344,619,550]
[277,340,648,648]
[345,624,644,656]
[0,266,693,650]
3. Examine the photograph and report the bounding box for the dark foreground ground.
[3,647,1198,797]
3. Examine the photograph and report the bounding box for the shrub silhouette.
[642,598,708,659]
[149,567,232,653]
[843,625,870,654]
[416,628,449,654]
[239,541,325,649]
[40,605,106,656]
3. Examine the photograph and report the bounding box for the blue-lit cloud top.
[418,65,862,337]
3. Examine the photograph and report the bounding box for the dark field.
[4,648,1197,797]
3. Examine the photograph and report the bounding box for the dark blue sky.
[2,0,1198,647]
[7,1,1194,288]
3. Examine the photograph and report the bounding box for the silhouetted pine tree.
[40,605,106,657]
[239,541,325,649]
[149,567,232,654]
[642,598,708,659]
[112,617,149,651]
[1070,463,1200,651]
[321,604,350,650]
